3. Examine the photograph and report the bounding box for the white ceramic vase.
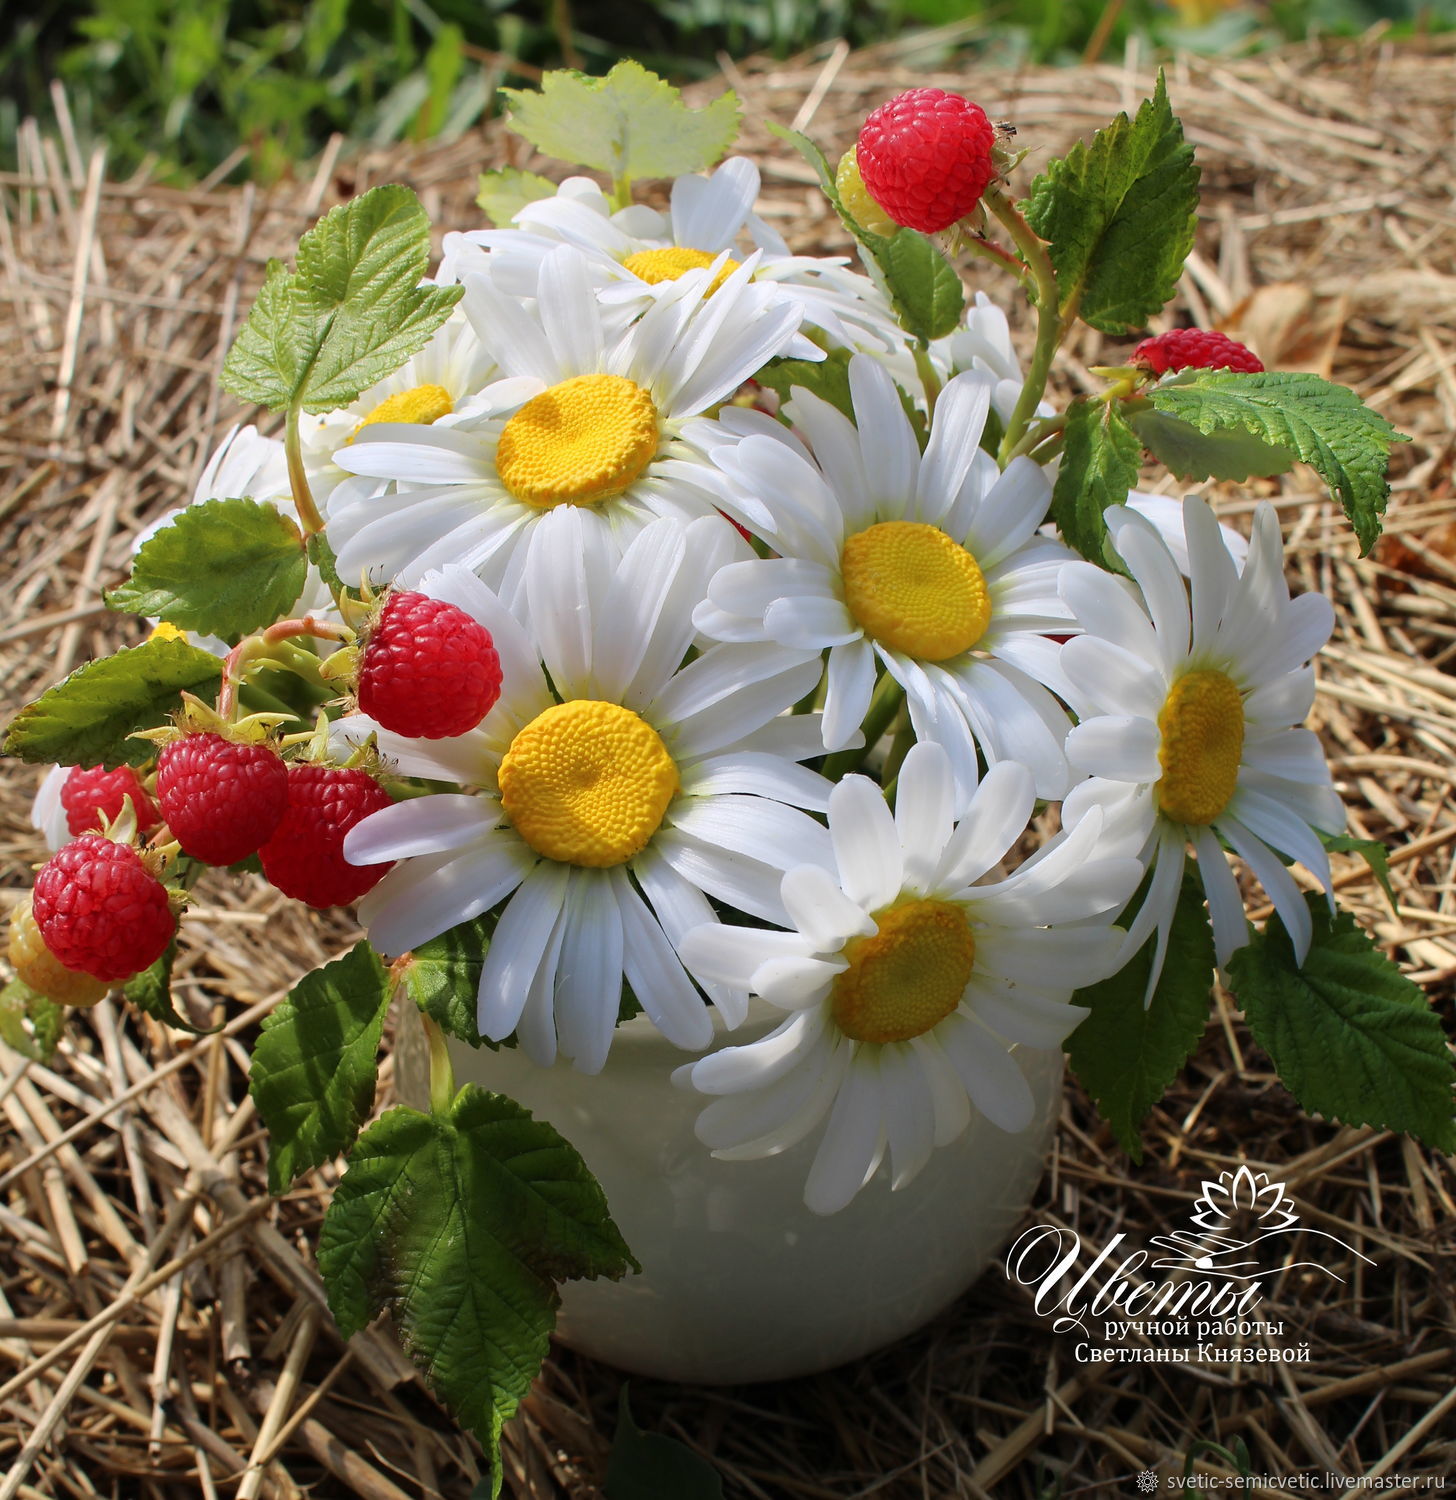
[399,1003,1062,1386]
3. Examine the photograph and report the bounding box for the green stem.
[912,341,942,418]
[983,185,1064,468]
[284,404,326,538]
[881,719,915,793]
[609,176,633,212]
[423,1014,455,1115]
[1007,411,1067,464]
[957,228,1032,289]
[821,673,905,782]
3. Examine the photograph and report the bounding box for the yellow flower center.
[498,700,679,867]
[831,899,976,1045]
[840,521,992,661]
[148,621,187,643]
[1156,668,1246,826]
[495,374,659,509]
[621,246,741,295]
[355,383,454,433]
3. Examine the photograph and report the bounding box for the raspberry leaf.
[318,1088,636,1495]
[251,942,392,1194]
[221,184,462,415]
[1050,396,1141,572]
[475,167,559,226]
[502,62,739,186]
[106,497,308,642]
[606,1387,724,1499]
[1067,876,1214,1161]
[1146,370,1405,554]
[767,123,963,342]
[3,636,223,770]
[1319,832,1397,915]
[399,915,501,1050]
[0,979,66,1064]
[1128,407,1295,483]
[1226,896,1456,1152]
[125,943,219,1036]
[755,348,856,420]
[1022,72,1199,335]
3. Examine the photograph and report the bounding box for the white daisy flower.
[678,743,1143,1215]
[937,291,1043,430]
[341,515,834,1074]
[1059,496,1345,996]
[464,160,904,355]
[326,245,805,599]
[299,309,499,512]
[690,352,1079,800]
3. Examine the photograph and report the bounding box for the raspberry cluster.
[1132,328,1265,375]
[855,89,997,235]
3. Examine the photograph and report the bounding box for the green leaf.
[1067,877,1215,1160]
[605,1387,724,1499]
[220,184,463,415]
[306,530,345,595]
[250,942,392,1194]
[754,348,855,420]
[1022,72,1199,334]
[1147,370,1406,554]
[878,228,965,342]
[1226,896,1456,1151]
[124,942,218,1036]
[1129,406,1294,483]
[765,122,962,343]
[503,62,739,185]
[475,167,558,226]
[318,1088,636,1494]
[105,498,307,642]
[3,636,223,769]
[1320,832,1397,915]
[1051,397,1141,571]
[398,916,500,1050]
[0,979,66,1064]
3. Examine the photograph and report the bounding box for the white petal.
[477,862,570,1039]
[916,372,991,525]
[828,775,903,911]
[804,1051,886,1214]
[1220,814,1314,965]
[1065,715,1162,783]
[894,742,960,893]
[878,1042,937,1191]
[780,863,876,950]
[677,922,817,990]
[935,1013,1034,1133]
[690,1007,826,1095]
[849,354,918,509]
[1191,824,1249,966]
[614,871,715,1050]
[552,870,624,1074]
[934,760,1035,889]
[822,638,875,752]
[966,981,1089,1049]
[343,795,495,864]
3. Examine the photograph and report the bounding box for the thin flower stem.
[1007,411,1067,464]
[284,406,325,538]
[217,618,350,718]
[983,185,1064,468]
[912,341,942,417]
[423,1014,455,1115]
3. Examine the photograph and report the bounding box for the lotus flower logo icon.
[1189,1165,1299,1233]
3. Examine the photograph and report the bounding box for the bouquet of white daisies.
[6,60,1445,1484]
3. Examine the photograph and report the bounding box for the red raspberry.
[855,89,997,235]
[60,764,159,838]
[156,733,289,866]
[357,591,502,740]
[1132,329,1265,375]
[258,765,395,909]
[31,836,175,983]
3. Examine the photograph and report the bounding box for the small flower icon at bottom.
[1135,1472,1160,1493]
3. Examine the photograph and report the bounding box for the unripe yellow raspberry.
[8,897,109,1008]
[834,147,899,239]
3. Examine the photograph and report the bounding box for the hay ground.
[1,34,1455,1498]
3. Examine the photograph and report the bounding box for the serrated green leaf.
[1227,896,1456,1151]
[879,229,965,342]
[1148,370,1405,554]
[318,1088,636,1495]
[220,184,463,416]
[0,979,66,1063]
[124,942,218,1036]
[755,348,855,420]
[105,498,307,642]
[476,167,558,226]
[306,529,345,595]
[1023,72,1199,334]
[3,636,223,770]
[399,916,498,1050]
[605,1387,724,1499]
[1129,405,1295,483]
[1320,832,1397,915]
[250,942,392,1194]
[1051,397,1140,571]
[1067,878,1215,1160]
[503,62,739,186]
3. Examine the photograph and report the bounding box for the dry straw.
[1,33,1453,1496]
